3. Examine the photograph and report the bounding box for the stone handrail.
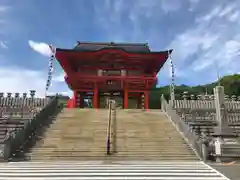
[161,95,208,161]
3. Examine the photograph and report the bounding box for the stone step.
[29,153,199,158]
[34,145,192,149]
[30,109,198,161]
[30,154,197,159]
[30,149,196,154]
[31,150,195,154]
[29,156,200,161]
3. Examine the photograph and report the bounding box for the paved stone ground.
[210,162,240,180]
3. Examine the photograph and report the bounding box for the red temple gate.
[55,42,172,109]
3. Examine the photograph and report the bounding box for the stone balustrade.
[162,86,240,162]
[0,90,50,119]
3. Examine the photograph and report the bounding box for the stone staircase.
[30,109,109,161]
[29,109,199,161]
[115,109,198,160]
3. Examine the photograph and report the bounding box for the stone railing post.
[214,86,228,134]
[6,93,12,106]
[161,94,165,111]
[0,93,4,107]
[213,86,232,162]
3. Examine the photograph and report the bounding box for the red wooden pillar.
[93,87,99,109]
[144,91,149,110]
[124,89,128,109]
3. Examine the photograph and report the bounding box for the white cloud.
[0,64,72,97]
[28,40,53,57]
[0,66,46,97]
[0,5,9,35]
[228,11,239,22]
[198,6,222,22]
[0,6,9,12]
[0,41,7,49]
[169,27,219,66]
[52,73,65,82]
[165,1,240,84]
[161,0,182,13]
[48,91,73,97]
[188,0,200,11]
[218,4,236,17]
[197,3,238,22]
[188,0,199,4]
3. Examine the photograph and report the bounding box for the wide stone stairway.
[29,108,198,161]
[9,108,229,179]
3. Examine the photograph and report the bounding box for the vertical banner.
[169,50,175,101]
[45,45,56,96]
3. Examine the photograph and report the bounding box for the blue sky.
[0,0,239,97]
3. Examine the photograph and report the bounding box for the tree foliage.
[149,74,240,109]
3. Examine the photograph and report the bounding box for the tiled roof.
[73,41,151,53]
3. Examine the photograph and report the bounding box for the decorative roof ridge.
[75,41,149,47]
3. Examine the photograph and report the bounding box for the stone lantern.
[190,94,195,100]
[15,93,20,98]
[182,91,188,100]
[7,92,12,98]
[23,93,27,99]
[30,90,36,98]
